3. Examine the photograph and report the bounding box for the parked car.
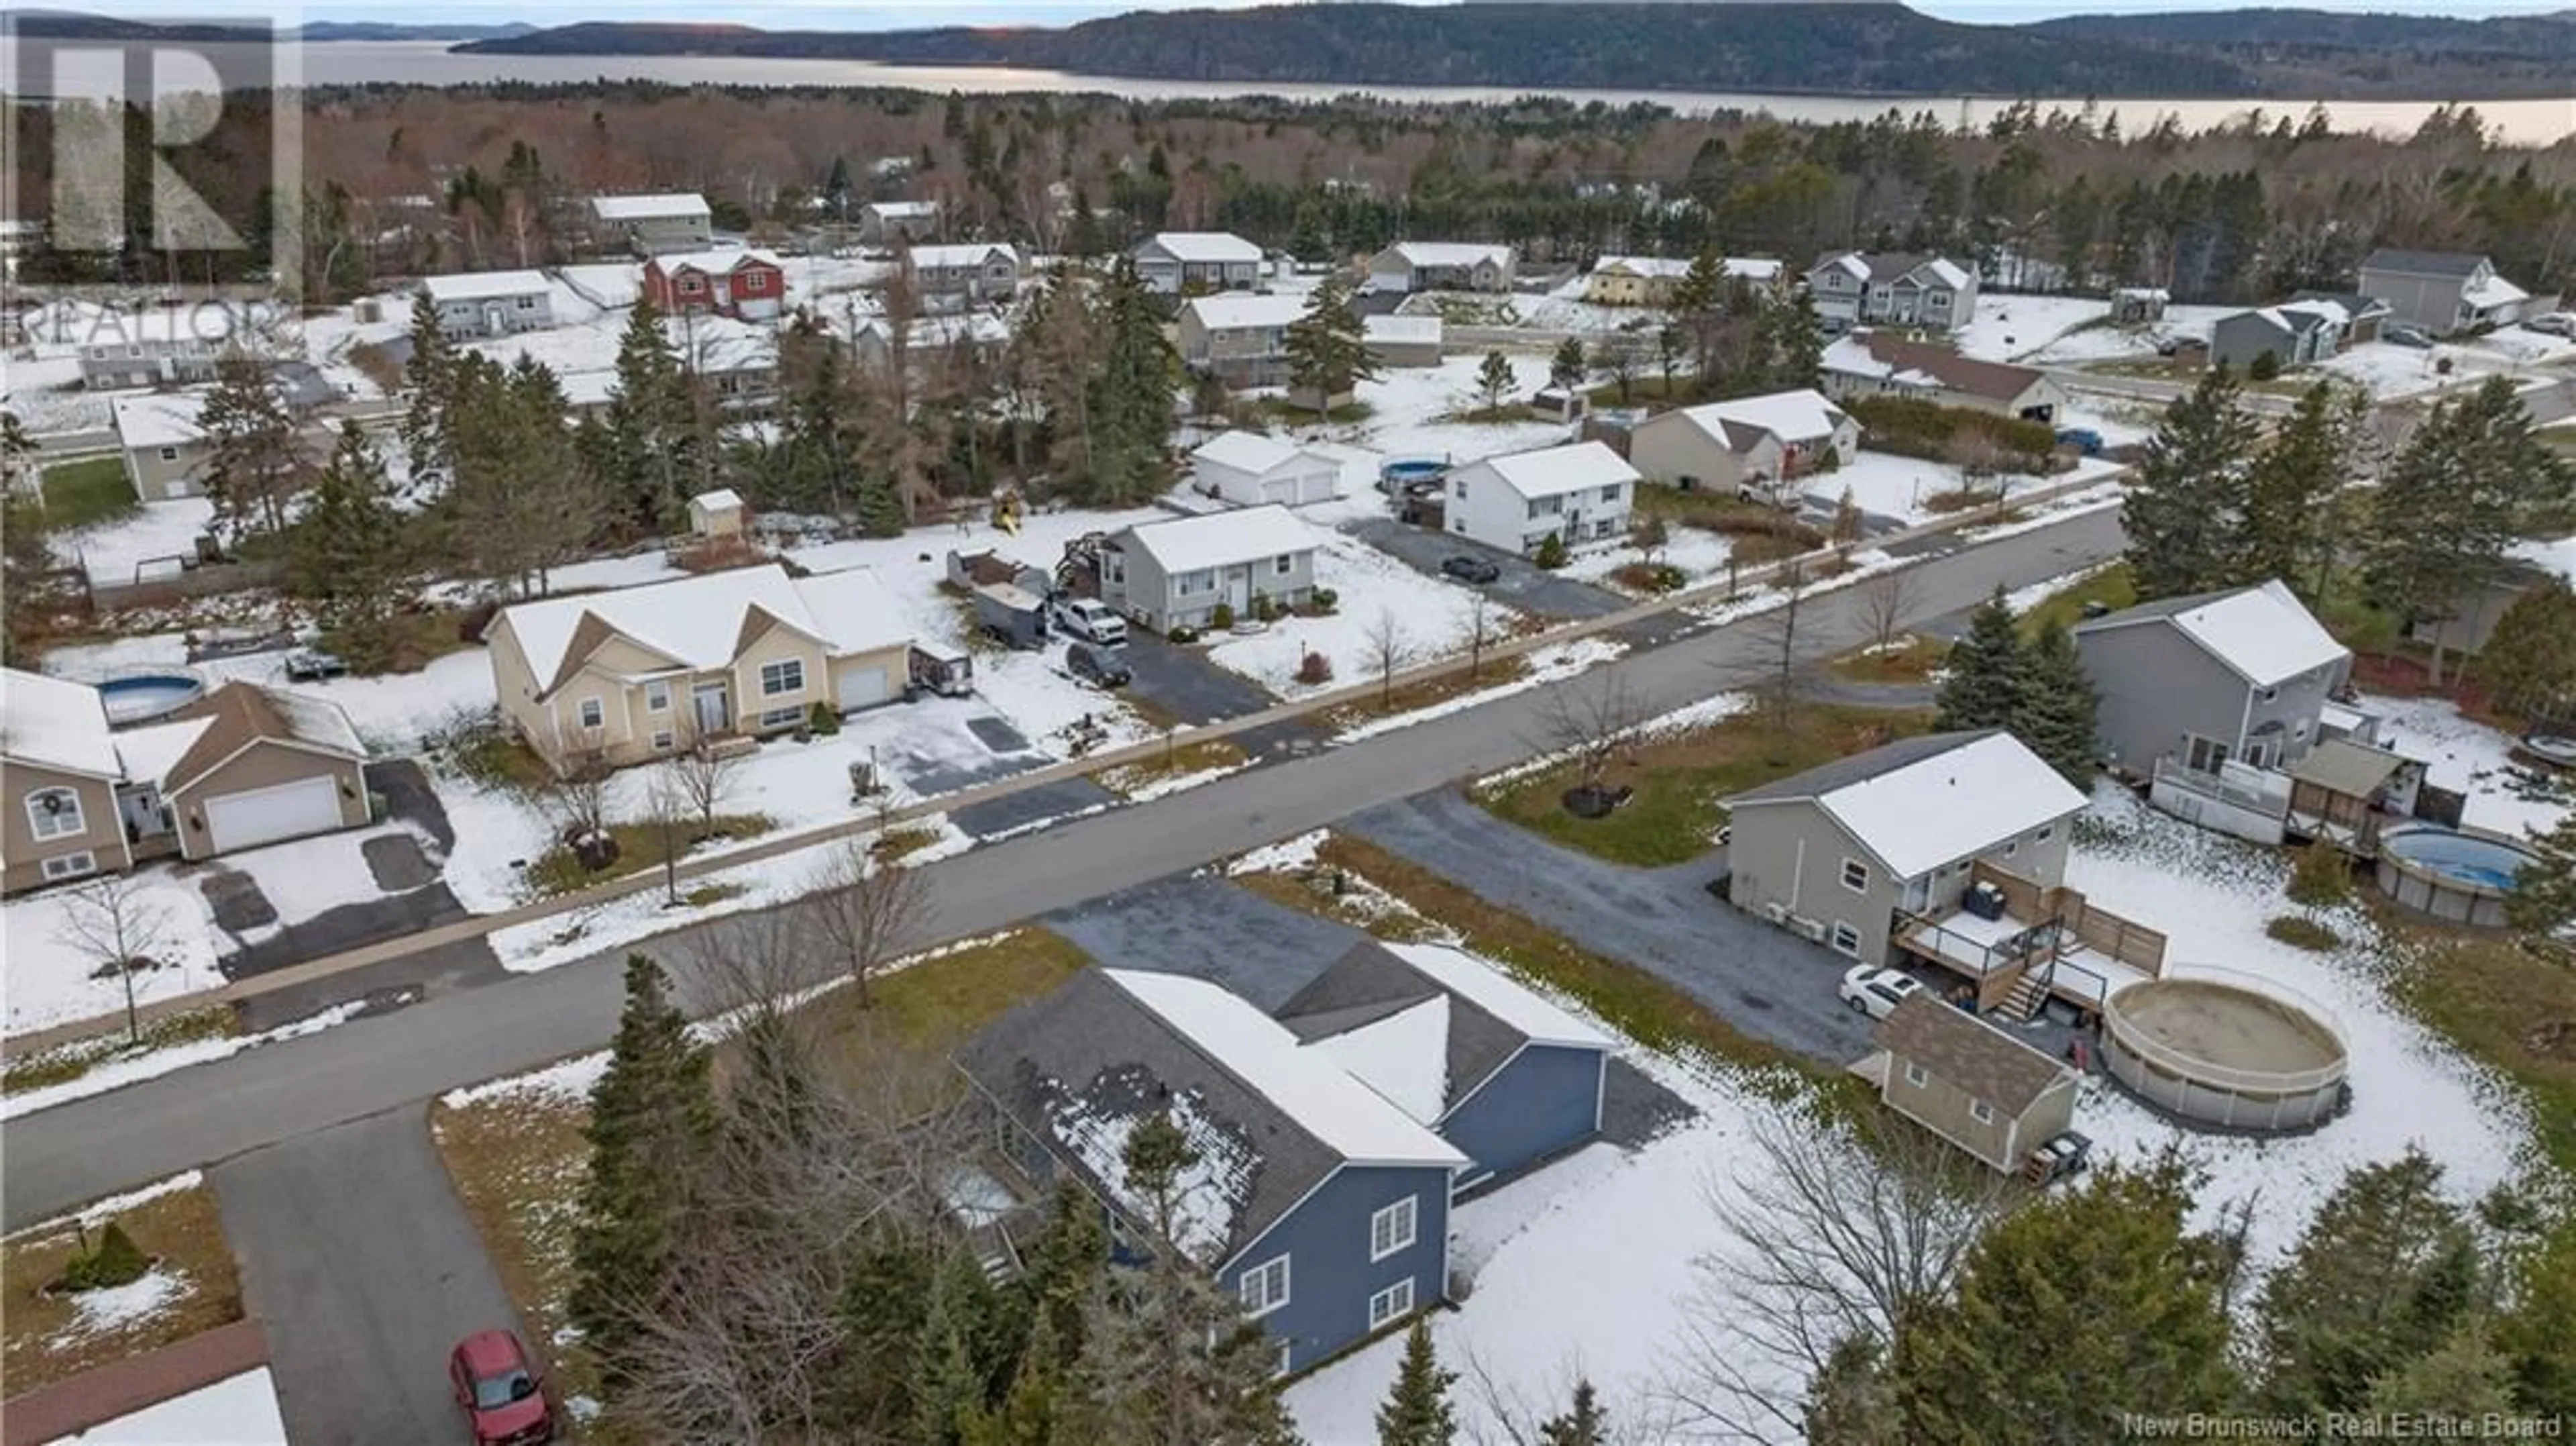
[1066,639,1132,689]
[1440,554,1502,584]
[448,1331,553,1445]
[1050,595,1129,647]
[1837,965,1925,1021]
[2053,427,2104,456]
[2025,1129,2094,1186]
[2524,312,2576,338]
[284,648,347,682]
[2383,324,2434,349]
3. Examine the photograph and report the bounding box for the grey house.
[1131,231,1265,296]
[1177,293,1306,389]
[74,304,244,389]
[1097,505,1319,635]
[960,968,1466,1376]
[588,193,713,256]
[1806,251,1978,333]
[905,242,1022,303]
[419,270,555,341]
[2074,580,2352,784]
[1276,941,1615,1192]
[2208,303,2342,374]
[2357,249,2529,335]
[1725,731,2087,969]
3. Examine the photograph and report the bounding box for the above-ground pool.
[96,672,207,727]
[2376,823,2536,928]
[1379,458,1448,491]
[2101,974,2349,1133]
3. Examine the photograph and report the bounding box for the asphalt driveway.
[1346,517,1627,621]
[1346,789,1874,1064]
[213,1109,530,1446]
[1118,632,1321,756]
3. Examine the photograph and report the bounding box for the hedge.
[1846,395,2057,468]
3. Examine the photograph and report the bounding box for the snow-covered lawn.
[2,354,107,436]
[3,874,225,1036]
[1957,294,2238,366]
[1208,529,1527,698]
[54,498,217,588]
[1335,637,1629,743]
[2313,331,2575,403]
[52,1367,288,1445]
[1800,452,2125,531]
[1240,352,1583,485]
[2366,692,2571,841]
[1558,523,1736,593]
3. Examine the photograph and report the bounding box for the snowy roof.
[1591,255,1693,280]
[690,488,744,513]
[866,199,940,219]
[1140,231,1263,264]
[111,390,207,450]
[112,717,215,788]
[1387,242,1511,269]
[1731,731,2087,880]
[1461,441,1642,502]
[2078,580,2348,688]
[1921,258,1972,289]
[419,269,550,304]
[1114,504,1318,574]
[1,668,122,778]
[849,311,1012,350]
[1364,314,1443,346]
[1191,430,1334,478]
[653,248,784,276]
[1183,293,1307,331]
[147,681,367,795]
[1723,258,1784,283]
[1669,389,1851,450]
[1307,997,1451,1125]
[494,563,913,691]
[2510,534,2576,583]
[2113,286,2171,301]
[1275,941,1611,1119]
[2361,248,2489,280]
[590,193,709,221]
[908,242,1018,270]
[1384,943,1613,1053]
[2464,273,2530,309]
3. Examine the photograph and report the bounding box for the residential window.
[1839,858,1869,892]
[1451,478,1467,501]
[1368,1278,1416,1329]
[27,786,90,841]
[1369,1196,1418,1261]
[1903,1061,1930,1088]
[1239,1255,1291,1318]
[2004,839,2019,857]
[40,851,97,882]
[158,446,178,462]
[1273,554,1295,576]
[1274,1341,1294,1379]
[759,660,805,696]
[2186,735,2231,774]
[1970,1099,1997,1125]
[1830,922,1862,957]
[679,274,705,295]
[1599,484,1622,504]
[1177,569,1216,596]
[515,295,537,310]
[650,730,674,752]
[644,680,672,713]
[576,697,604,731]
[2035,825,2053,843]
[2261,686,2279,702]
[759,706,802,729]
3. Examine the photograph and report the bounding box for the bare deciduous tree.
[1530,670,1648,794]
[1466,590,1500,682]
[803,809,938,1009]
[1660,1106,2021,1443]
[1857,566,1921,657]
[1718,557,1813,737]
[55,872,176,1044]
[1364,607,1411,708]
[539,728,617,848]
[661,711,745,842]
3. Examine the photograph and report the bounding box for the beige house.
[1821,331,2069,424]
[1627,389,1861,507]
[111,390,211,503]
[484,564,914,770]
[1582,256,1693,307]
[1868,993,2078,1173]
[3,669,135,893]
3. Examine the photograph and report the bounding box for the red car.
[448,1330,555,1445]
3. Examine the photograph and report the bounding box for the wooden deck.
[1897,861,2167,1021]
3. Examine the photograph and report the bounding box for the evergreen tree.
[1538,1378,1612,1446]
[1474,350,1515,415]
[1803,1337,1902,1446]
[2493,1221,2576,1411]
[1549,337,1588,393]
[2506,809,2576,939]
[2013,620,2100,786]
[1668,247,1731,382]
[398,289,457,486]
[2366,378,2575,684]
[1932,586,2026,733]
[568,955,718,1375]
[1283,272,1376,415]
[912,1248,1005,1446]
[601,295,696,532]
[2123,364,2259,600]
[1079,259,1180,506]
[1,407,34,495]
[197,354,307,542]
[1761,289,1827,391]
[2257,1150,2481,1420]
[830,1233,941,1437]
[1,486,56,666]
[2477,578,2576,725]
[2241,382,2347,595]
[2365,1327,2520,1421]
[1896,1159,2239,1441]
[288,423,413,670]
[1375,1321,1456,1446]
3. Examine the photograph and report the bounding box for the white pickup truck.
[1049,597,1129,648]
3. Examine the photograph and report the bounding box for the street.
[1,503,2124,1229]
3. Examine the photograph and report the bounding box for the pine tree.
[1538,1378,1612,1446]
[2478,578,2576,725]
[602,295,695,532]
[288,423,413,670]
[0,407,34,495]
[2,484,57,666]
[568,955,718,1374]
[1933,586,2026,733]
[912,1249,1004,1446]
[1375,1321,1456,1446]
[1803,1337,1902,1446]
[1474,350,1515,415]
[1080,259,1181,507]
[398,289,457,487]
[2366,378,2575,684]
[1549,337,1588,393]
[1761,289,1827,391]
[1669,248,1731,382]
[2506,809,2576,939]
[2013,621,2099,786]
[2257,1150,2480,1420]
[2365,1327,2519,1421]
[2240,382,2346,595]
[2493,1219,2576,1412]
[1283,272,1376,415]
[2123,363,2259,600]
[829,1233,940,1437]
[197,354,307,542]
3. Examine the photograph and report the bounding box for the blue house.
[961,967,1468,1375]
[1276,942,1615,1194]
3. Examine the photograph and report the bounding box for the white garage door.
[204,776,341,854]
[1260,476,1297,505]
[1295,468,1338,504]
[837,664,891,711]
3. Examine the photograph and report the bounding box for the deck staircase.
[1998,968,2051,1023]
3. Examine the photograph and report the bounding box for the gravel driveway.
[1346,789,1875,1064]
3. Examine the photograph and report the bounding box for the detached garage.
[113,681,372,862]
[1188,431,1344,509]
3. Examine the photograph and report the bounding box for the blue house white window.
[1368,1197,1417,1261]
[1368,1278,1415,1329]
[1240,1254,1291,1318]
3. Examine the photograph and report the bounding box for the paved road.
[212,1109,529,1446]
[2,504,2123,1229]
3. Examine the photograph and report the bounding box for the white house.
[1189,431,1344,508]
[1097,504,1322,634]
[1626,389,1862,507]
[419,270,555,341]
[1366,242,1515,295]
[1131,232,1265,296]
[1442,441,1640,556]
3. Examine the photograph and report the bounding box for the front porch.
[1896,861,2167,1023]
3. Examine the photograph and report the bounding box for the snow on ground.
[1962,293,2237,366]
[1336,637,1629,743]
[1475,689,1751,791]
[1807,452,2127,530]
[215,822,443,936]
[59,1268,186,1339]
[1252,352,1580,477]
[1209,527,1527,697]
[50,1366,288,1445]
[2366,692,2571,840]
[2314,331,2575,403]
[441,1047,615,1111]
[3,354,105,436]
[57,499,218,588]
[4,874,226,1037]
[1,1002,360,1121]
[2000,559,2123,617]
[1558,523,1736,593]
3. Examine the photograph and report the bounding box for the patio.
[1896,861,2167,1021]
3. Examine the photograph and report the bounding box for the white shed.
[687,487,747,538]
[1189,431,1344,508]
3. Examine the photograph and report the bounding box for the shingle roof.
[1183,293,1307,331]
[1834,332,2043,403]
[2361,248,2487,279]
[0,668,122,778]
[1276,941,1524,1113]
[1877,993,2072,1116]
[1729,731,2086,879]
[2288,737,2408,798]
[2075,580,2347,688]
[1191,430,1334,478]
[145,680,367,797]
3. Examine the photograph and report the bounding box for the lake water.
[9,39,2572,146]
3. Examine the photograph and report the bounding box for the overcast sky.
[72,0,2575,28]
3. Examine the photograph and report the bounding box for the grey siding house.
[1725,731,2087,969]
[2208,303,2342,374]
[1277,941,1615,1191]
[1097,505,1320,635]
[960,968,1466,1375]
[1806,251,1978,332]
[2073,580,2351,783]
[1132,231,1265,296]
[588,193,713,256]
[2357,249,2529,335]
[419,270,555,341]
[1177,293,1305,389]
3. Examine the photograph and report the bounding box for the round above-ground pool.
[1379,458,1448,492]
[2101,974,2349,1133]
[2375,823,2536,929]
[96,672,207,727]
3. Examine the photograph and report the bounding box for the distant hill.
[5,13,535,42]
[294,21,540,42]
[2027,7,2576,57]
[458,3,2253,97]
